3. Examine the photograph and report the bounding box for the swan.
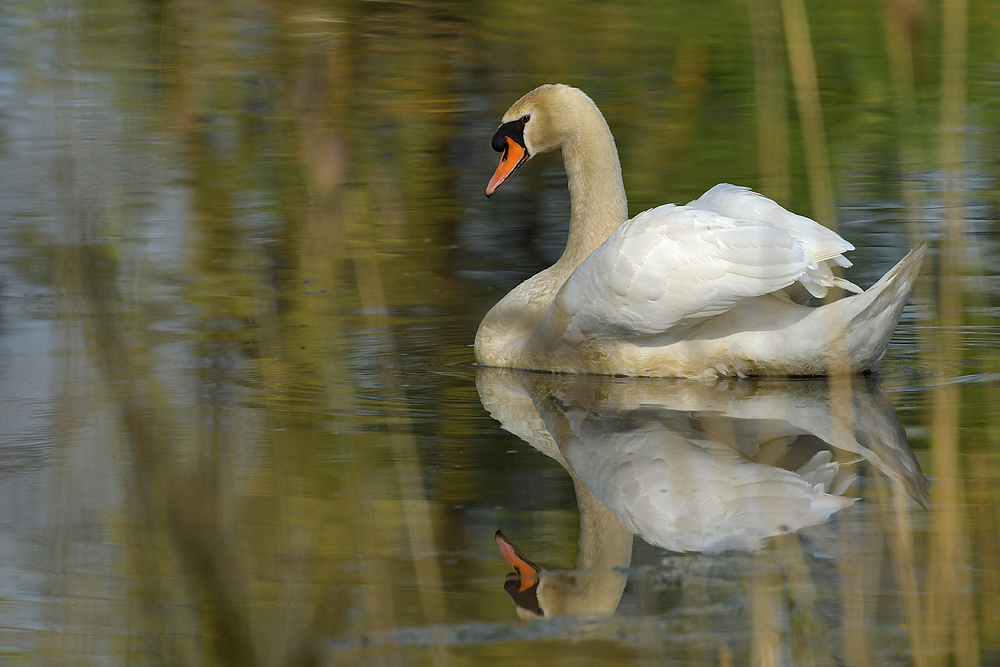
[476,84,925,377]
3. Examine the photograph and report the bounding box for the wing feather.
[688,184,860,297]
[550,203,814,344]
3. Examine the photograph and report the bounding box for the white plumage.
[559,414,854,553]
[688,184,861,297]
[476,85,923,377]
[478,368,929,616]
[476,368,929,567]
[554,189,839,345]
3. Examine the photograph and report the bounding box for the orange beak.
[486,137,528,197]
[496,530,540,592]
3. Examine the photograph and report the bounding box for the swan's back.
[549,201,816,342]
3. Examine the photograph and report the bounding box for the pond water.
[1,1,999,665]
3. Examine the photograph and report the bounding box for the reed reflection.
[478,368,928,620]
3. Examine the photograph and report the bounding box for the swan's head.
[496,530,545,619]
[496,528,623,620]
[486,84,593,197]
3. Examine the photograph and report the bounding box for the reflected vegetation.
[0,0,999,664]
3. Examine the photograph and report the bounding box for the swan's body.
[477,84,924,377]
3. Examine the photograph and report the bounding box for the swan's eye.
[520,114,530,124]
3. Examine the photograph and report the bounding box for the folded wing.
[688,184,860,297]
[548,200,837,345]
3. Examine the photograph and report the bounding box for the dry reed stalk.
[872,473,928,667]
[880,5,933,662]
[883,0,928,249]
[747,0,790,202]
[774,534,833,666]
[750,549,784,667]
[925,0,979,663]
[838,505,873,667]
[971,453,1000,649]
[779,0,837,231]
[352,254,454,667]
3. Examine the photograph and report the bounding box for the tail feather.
[843,243,926,370]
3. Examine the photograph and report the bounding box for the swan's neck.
[474,97,628,369]
[573,476,634,573]
[555,115,629,272]
[543,473,633,616]
[536,389,633,614]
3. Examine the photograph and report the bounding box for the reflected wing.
[547,203,814,344]
[560,412,855,553]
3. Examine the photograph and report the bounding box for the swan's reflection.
[477,368,928,619]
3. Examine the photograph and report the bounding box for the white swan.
[477,84,925,377]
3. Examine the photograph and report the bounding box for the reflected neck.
[573,475,634,574]
[559,473,633,616]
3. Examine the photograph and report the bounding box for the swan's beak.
[496,529,540,591]
[496,529,544,617]
[486,136,528,197]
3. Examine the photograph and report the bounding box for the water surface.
[1,1,999,664]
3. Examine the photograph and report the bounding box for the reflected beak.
[486,137,528,197]
[496,529,540,592]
